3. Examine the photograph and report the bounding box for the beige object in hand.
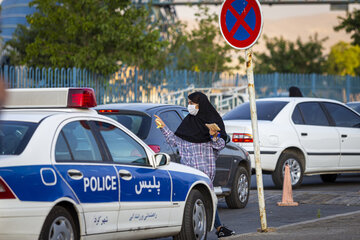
[205,123,220,132]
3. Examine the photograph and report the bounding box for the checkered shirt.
[161,126,225,182]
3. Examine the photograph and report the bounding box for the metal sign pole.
[245,48,268,231]
[219,0,267,231]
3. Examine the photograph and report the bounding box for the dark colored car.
[95,103,251,209]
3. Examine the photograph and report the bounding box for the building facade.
[0,0,35,43]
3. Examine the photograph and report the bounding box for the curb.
[276,209,360,229]
[230,209,360,238]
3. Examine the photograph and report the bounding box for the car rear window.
[0,121,38,155]
[223,101,289,121]
[347,103,360,114]
[99,113,151,140]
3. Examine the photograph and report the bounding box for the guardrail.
[2,65,359,111]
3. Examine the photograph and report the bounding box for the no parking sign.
[219,0,263,50]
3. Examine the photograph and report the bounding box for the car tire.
[320,174,338,183]
[272,152,304,189]
[39,206,79,240]
[225,166,250,209]
[173,189,207,240]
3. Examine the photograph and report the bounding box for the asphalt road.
[157,173,360,240]
[256,172,360,192]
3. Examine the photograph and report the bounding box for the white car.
[223,97,360,188]
[0,88,217,240]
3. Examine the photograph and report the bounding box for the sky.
[175,3,360,21]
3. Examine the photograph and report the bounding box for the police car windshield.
[0,121,38,155]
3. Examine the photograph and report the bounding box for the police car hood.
[166,162,211,180]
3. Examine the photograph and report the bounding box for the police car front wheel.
[39,206,79,240]
[174,189,208,240]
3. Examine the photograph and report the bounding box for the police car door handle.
[118,169,132,181]
[67,169,83,180]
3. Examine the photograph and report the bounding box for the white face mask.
[187,104,199,116]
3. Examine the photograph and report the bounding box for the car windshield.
[99,113,151,140]
[223,101,289,121]
[0,121,38,155]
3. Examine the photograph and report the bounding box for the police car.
[0,88,217,240]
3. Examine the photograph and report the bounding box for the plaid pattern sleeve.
[160,125,219,183]
[160,125,178,148]
[211,137,225,151]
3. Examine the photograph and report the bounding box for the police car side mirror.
[154,153,170,167]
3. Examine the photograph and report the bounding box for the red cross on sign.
[219,0,263,50]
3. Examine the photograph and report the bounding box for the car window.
[55,133,72,161]
[180,110,189,118]
[292,106,305,124]
[323,102,360,128]
[0,121,38,155]
[346,103,360,114]
[99,113,151,140]
[297,102,330,126]
[56,121,103,162]
[94,121,149,166]
[223,101,288,121]
[160,110,183,132]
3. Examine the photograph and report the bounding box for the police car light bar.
[68,88,97,108]
[5,88,97,108]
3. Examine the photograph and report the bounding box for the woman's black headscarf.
[175,92,227,143]
[289,86,303,97]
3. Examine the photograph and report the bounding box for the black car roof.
[94,103,183,112]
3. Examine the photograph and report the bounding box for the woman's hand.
[154,115,165,129]
[205,123,220,137]
[210,129,218,136]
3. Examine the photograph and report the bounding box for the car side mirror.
[154,153,170,167]
[226,134,231,144]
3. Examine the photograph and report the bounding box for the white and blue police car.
[0,88,217,240]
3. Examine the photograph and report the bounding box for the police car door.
[93,121,173,232]
[53,120,119,234]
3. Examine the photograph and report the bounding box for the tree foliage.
[334,9,360,46]
[6,0,165,75]
[326,41,360,76]
[158,6,233,73]
[183,7,233,72]
[149,21,188,70]
[252,34,327,74]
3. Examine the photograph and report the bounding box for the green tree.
[160,6,233,73]
[252,34,327,74]
[149,21,188,70]
[184,6,233,72]
[6,0,165,75]
[334,9,360,46]
[326,41,360,76]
